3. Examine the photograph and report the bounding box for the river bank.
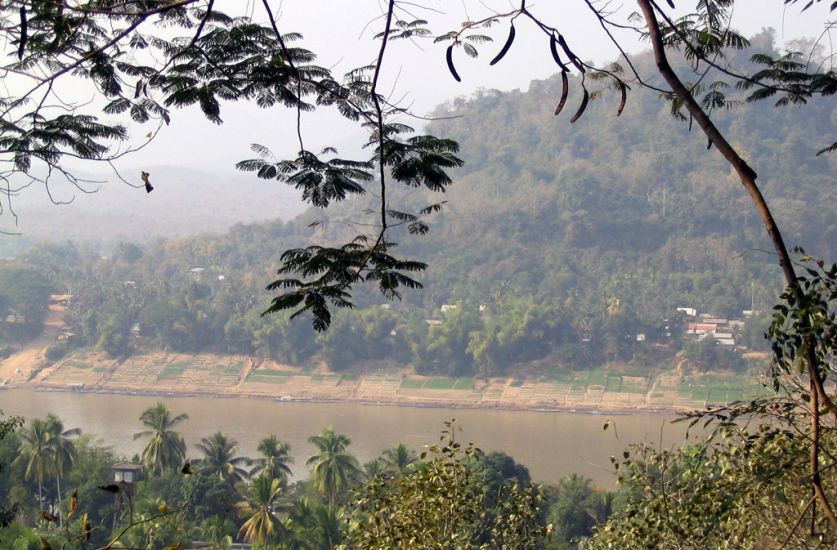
[26,383,656,415]
[7,348,769,415]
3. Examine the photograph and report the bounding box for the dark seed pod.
[555,71,569,116]
[558,35,585,74]
[39,511,59,523]
[446,44,461,82]
[666,0,676,8]
[617,83,627,117]
[18,7,27,60]
[707,138,713,150]
[549,36,569,72]
[489,24,516,66]
[570,88,589,123]
[134,80,143,99]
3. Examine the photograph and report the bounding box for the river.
[0,389,697,487]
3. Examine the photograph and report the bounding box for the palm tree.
[196,431,250,485]
[288,498,342,549]
[250,434,293,481]
[381,443,417,475]
[44,414,80,514]
[133,402,188,475]
[362,458,385,481]
[308,504,342,550]
[15,418,53,505]
[236,474,286,546]
[550,473,596,542]
[201,516,234,549]
[587,491,615,528]
[306,427,359,508]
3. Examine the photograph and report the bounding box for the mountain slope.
[12,35,837,376]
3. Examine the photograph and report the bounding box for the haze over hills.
[4,32,836,378]
[0,165,306,257]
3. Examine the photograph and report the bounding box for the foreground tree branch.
[637,0,837,529]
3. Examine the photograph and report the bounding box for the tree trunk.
[635,0,837,528]
[56,473,62,526]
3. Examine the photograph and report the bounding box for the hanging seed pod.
[570,88,589,123]
[68,491,78,519]
[446,44,461,82]
[617,82,627,117]
[18,7,27,60]
[83,513,92,541]
[489,24,516,65]
[555,71,569,116]
[39,511,59,523]
[707,138,713,150]
[549,35,570,72]
[666,0,676,8]
[558,35,585,74]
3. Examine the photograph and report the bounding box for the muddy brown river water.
[0,389,698,487]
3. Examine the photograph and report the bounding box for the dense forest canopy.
[2,30,831,378]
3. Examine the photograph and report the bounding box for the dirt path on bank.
[0,305,65,386]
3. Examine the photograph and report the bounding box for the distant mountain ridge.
[0,165,305,256]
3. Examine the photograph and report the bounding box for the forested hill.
[6,33,836,377]
[407,38,836,317]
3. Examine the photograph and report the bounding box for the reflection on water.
[0,389,695,487]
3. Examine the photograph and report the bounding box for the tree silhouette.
[44,414,80,517]
[236,474,285,546]
[195,431,250,486]
[133,402,188,475]
[250,434,293,482]
[306,427,359,508]
[15,418,52,506]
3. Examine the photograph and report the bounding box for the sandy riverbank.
[3,347,761,415]
[27,382,676,415]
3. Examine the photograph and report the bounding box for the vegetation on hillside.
[3,30,831,379]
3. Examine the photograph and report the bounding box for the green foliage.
[380,443,418,476]
[0,265,52,342]
[0,410,630,550]
[589,250,837,547]
[0,414,23,530]
[767,252,836,388]
[306,427,360,508]
[589,424,837,549]
[196,432,251,486]
[682,339,745,372]
[545,474,598,547]
[251,435,293,482]
[235,474,286,546]
[345,421,550,549]
[134,402,188,475]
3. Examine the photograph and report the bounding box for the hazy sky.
[11,1,834,211]
[120,0,832,174]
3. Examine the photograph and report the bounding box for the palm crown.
[133,402,188,475]
[306,427,359,508]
